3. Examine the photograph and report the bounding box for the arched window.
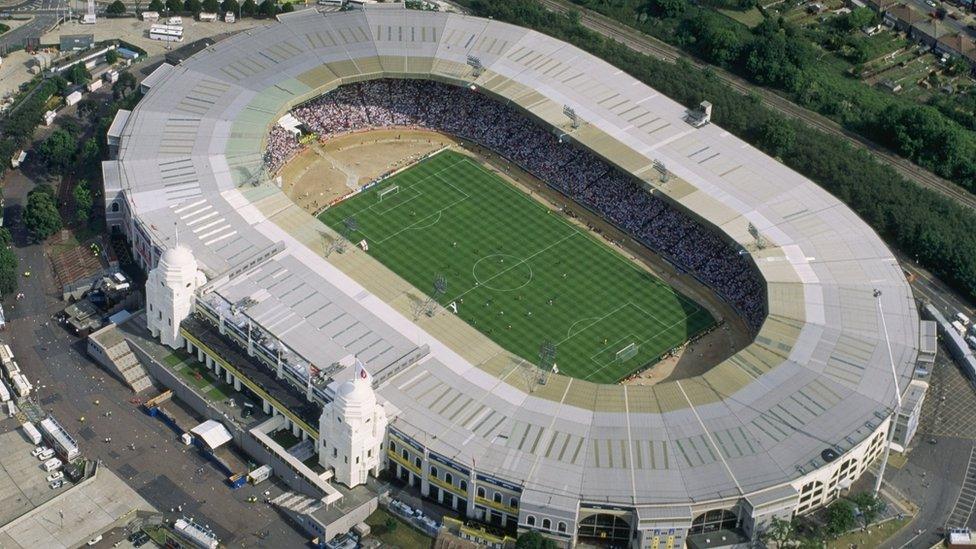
[542,518,551,530]
[510,497,518,509]
[414,457,421,469]
[429,466,438,479]
[401,449,408,460]
[111,202,120,212]
[557,522,567,533]
[578,514,631,544]
[526,515,536,526]
[460,480,468,492]
[477,487,486,498]
[493,493,502,504]
[690,509,738,535]
[445,473,453,485]
[390,441,397,453]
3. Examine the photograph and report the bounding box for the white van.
[37,448,55,461]
[42,458,62,472]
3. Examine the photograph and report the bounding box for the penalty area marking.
[364,171,471,244]
[581,316,688,382]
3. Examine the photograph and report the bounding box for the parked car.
[86,535,102,545]
[30,446,50,458]
[129,531,150,547]
[37,449,55,461]
[42,458,62,472]
[49,479,63,489]
[46,471,64,483]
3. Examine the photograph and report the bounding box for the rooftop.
[110,6,919,507]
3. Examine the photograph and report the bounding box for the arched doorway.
[578,513,631,546]
[690,509,738,534]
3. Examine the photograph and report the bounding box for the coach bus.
[149,24,183,42]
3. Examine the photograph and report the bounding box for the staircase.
[271,491,324,517]
[104,339,154,393]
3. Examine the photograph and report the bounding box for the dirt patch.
[277,129,453,215]
[279,128,754,383]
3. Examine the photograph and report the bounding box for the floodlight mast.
[563,105,580,130]
[652,159,669,184]
[466,55,484,78]
[873,288,903,497]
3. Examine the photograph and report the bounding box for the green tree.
[850,491,886,526]
[39,129,76,173]
[241,0,257,16]
[758,119,796,158]
[515,530,557,549]
[258,0,276,16]
[23,186,63,241]
[701,27,741,67]
[281,1,293,12]
[0,244,17,297]
[842,7,875,30]
[184,0,202,13]
[77,99,98,120]
[106,0,126,14]
[166,0,182,13]
[383,516,398,533]
[221,0,239,12]
[644,0,684,18]
[66,63,91,85]
[202,0,219,11]
[760,516,796,546]
[60,117,82,137]
[78,138,101,179]
[73,180,94,224]
[947,56,972,76]
[824,500,856,538]
[114,71,138,98]
[105,49,119,65]
[149,0,165,10]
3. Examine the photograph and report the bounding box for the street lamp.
[873,288,904,496]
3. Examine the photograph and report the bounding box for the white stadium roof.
[108,5,919,508]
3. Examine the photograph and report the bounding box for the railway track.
[538,0,976,211]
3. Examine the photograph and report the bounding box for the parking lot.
[40,13,271,57]
[0,424,69,526]
[917,354,976,440]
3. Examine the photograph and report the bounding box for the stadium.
[103,5,923,547]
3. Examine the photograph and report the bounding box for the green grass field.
[319,151,714,383]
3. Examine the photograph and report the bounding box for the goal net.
[615,342,639,362]
[377,185,400,201]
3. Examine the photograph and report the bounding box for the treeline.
[0,76,68,180]
[462,0,976,301]
[561,0,976,195]
[106,0,295,17]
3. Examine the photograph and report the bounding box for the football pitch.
[319,150,715,383]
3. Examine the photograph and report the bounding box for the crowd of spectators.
[264,124,303,173]
[268,78,765,329]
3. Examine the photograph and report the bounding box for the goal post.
[615,342,639,362]
[377,185,400,201]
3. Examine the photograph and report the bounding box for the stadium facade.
[104,5,924,547]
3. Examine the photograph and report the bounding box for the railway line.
[538,0,976,210]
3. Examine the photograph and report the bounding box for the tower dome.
[157,245,197,280]
[146,245,202,349]
[333,362,376,421]
[336,378,373,406]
